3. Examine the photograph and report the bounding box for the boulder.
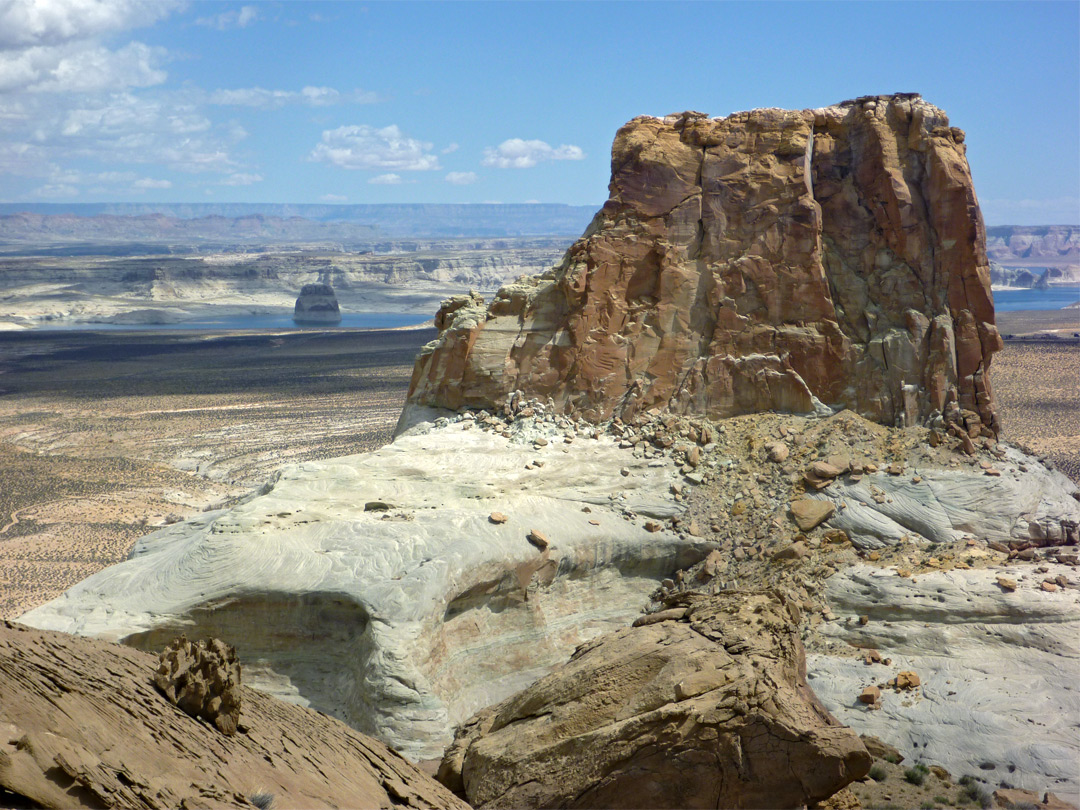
[0,621,467,810]
[402,94,1000,438]
[439,591,870,809]
[293,282,341,325]
[791,498,836,531]
[154,636,242,736]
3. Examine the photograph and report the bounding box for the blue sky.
[0,0,1077,224]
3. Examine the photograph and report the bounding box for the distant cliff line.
[0,203,599,239]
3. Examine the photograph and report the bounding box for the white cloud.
[3,92,241,174]
[445,171,477,185]
[33,181,77,196]
[320,193,347,202]
[369,173,402,185]
[309,124,440,171]
[0,0,179,49]
[196,5,258,30]
[209,85,377,109]
[61,92,208,137]
[441,142,459,154]
[482,138,585,169]
[133,176,170,189]
[220,172,262,186]
[0,40,166,93]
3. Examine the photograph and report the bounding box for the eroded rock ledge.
[439,590,871,809]
[404,93,1000,440]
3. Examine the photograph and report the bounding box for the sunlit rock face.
[403,94,1001,439]
[293,282,342,324]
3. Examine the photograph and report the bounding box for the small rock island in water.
[293,282,342,325]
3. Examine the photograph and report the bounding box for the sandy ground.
[0,327,433,618]
[992,315,1080,483]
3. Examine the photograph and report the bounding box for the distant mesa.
[293,282,342,325]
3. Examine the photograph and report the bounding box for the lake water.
[992,286,1080,312]
[22,286,1079,332]
[36,312,432,331]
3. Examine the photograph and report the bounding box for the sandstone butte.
[402,93,1001,440]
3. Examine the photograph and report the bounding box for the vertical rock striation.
[403,94,1000,438]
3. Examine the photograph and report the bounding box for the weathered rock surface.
[20,419,709,760]
[404,94,1001,439]
[154,636,242,736]
[808,564,1080,797]
[0,620,468,810]
[803,443,1080,549]
[439,590,870,809]
[293,282,342,324]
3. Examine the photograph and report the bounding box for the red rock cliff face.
[403,95,1000,436]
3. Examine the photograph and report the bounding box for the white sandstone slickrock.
[20,419,710,760]
[797,444,1080,550]
[808,564,1080,798]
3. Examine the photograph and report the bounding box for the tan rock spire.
[403,94,1000,438]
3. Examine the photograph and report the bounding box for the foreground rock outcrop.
[404,94,1001,439]
[439,590,870,808]
[0,621,467,809]
[20,415,708,760]
[154,636,242,736]
[293,282,342,324]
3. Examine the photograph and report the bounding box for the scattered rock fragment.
[790,498,836,531]
[766,442,790,462]
[996,576,1018,591]
[488,512,508,525]
[892,670,921,690]
[526,530,549,551]
[859,685,881,705]
[773,541,808,562]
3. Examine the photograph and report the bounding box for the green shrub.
[884,752,901,764]
[958,781,992,809]
[869,764,888,781]
[905,767,927,786]
[933,797,950,806]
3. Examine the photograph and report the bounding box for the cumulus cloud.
[441,142,459,154]
[445,171,477,185]
[61,92,209,137]
[0,0,179,49]
[309,124,440,171]
[220,172,262,186]
[482,138,584,169]
[209,85,377,109]
[0,40,166,93]
[195,5,258,30]
[369,173,402,185]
